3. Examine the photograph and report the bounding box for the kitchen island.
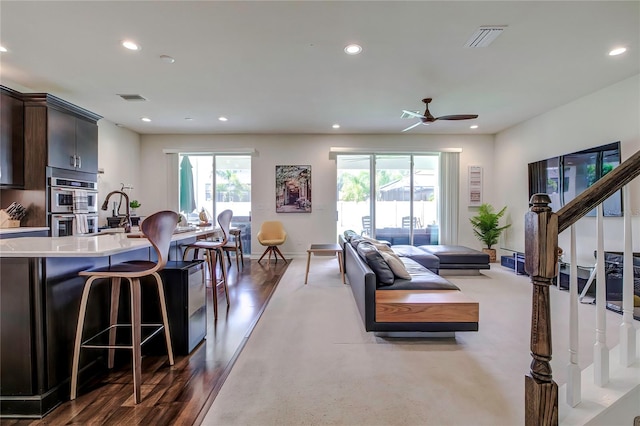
[0,226,217,418]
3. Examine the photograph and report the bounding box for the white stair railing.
[620,184,637,366]
[566,224,581,407]
[593,204,610,386]
[564,183,638,409]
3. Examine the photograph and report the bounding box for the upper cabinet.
[0,87,25,188]
[47,107,99,172]
[22,93,102,180]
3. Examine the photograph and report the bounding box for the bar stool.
[70,210,179,404]
[182,209,233,319]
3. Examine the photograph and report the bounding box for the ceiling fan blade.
[401,121,423,132]
[401,110,426,119]
[435,114,479,121]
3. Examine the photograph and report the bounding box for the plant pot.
[482,248,497,263]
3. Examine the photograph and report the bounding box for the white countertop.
[0,227,49,235]
[0,226,218,258]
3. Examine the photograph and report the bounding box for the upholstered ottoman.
[417,245,490,274]
[391,245,440,274]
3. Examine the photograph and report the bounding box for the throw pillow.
[350,236,365,249]
[380,251,412,280]
[356,242,395,286]
[343,229,358,242]
[362,236,388,246]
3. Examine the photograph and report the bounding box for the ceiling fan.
[401,98,478,132]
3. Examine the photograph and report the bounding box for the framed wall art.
[275,165,311,213]
[468,165,483,206]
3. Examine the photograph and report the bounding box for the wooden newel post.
[524,194,559,426]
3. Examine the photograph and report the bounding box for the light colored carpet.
[202,256,634,426]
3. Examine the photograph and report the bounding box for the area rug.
[202,257,629,426]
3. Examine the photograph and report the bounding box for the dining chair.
[222,228,244,272]
[257,221,287,263]
[182,209,233,319]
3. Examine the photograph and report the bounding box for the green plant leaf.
[469,203,511,249]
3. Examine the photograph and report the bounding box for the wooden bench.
[376,290,479,323]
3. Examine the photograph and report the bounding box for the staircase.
[524,149,640,425]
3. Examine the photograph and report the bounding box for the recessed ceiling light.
[609,47,627,56]
[470,125,478,129]
[332,124,340,129]
[344,44,362,55]
[160,55,175,63]
[122,40,141,51]
[0,46,7,53]
[185,117,193,121]
[141,117,151,122]
[218,116,228,122]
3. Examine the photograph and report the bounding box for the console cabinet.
[144,261,206,356]
[0,87,24,188]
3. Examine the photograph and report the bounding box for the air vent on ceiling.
[117,94,147,101]
[464,25,507,48]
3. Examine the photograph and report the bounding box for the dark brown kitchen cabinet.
[22,92,102,181]
[74,115,98,172]
[0,86,25,188]
[47,106,99,173]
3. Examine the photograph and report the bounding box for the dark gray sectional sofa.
[340,234,479,333]
[393,244,490,272]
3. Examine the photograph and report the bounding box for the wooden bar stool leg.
[71,276,98,400]
[208,249,218,319]
[218,248,230,306]
[129,278,142,404]
[108,277,121,369]
[151,272,174,365]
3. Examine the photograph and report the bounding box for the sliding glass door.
[179,154,251,254]
[336,153,439,246]
[215,156,252,253]
[337,155,371,237]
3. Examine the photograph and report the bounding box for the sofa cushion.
[386,265,460,291]
[418,245,490,265]
[391,245,440,273]
[380,251,411,280]
[357,242,395,286]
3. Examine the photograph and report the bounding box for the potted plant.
[129,200,141,216]
[469,203,511,262]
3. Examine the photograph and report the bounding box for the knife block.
[0,210,20,228]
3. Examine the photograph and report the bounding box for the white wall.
[139,134,495,256]
[96,121,141,226]
[102,74,639,262]
[494,74,640,265]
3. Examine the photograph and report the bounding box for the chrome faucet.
[101,190,132,233]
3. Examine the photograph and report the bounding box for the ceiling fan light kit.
[401,97,478,132]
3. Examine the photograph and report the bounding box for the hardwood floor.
[5,258,289,426]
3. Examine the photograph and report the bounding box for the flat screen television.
[528,141,622,216]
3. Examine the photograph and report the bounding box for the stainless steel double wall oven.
[47,168,98,236]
